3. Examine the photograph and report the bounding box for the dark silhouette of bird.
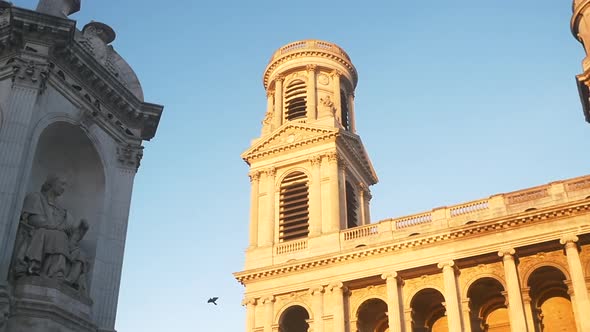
[207,297,219,305]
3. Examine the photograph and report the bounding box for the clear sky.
[13,1,590,331]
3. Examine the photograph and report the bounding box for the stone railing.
[276,239,308,255]
[394,213,432,229]
[342,224,379,240]
[450,199,489,217]
[270,40,352,62]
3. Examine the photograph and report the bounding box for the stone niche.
[6,121,106,332]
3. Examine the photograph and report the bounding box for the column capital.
[241,297,258,306]
[306,64,317,72]
[381,272,398,281]
[309,286,325,296]
[498,248,516,258]
[262,295,276,304]
[275,74,285,82]
[249,171,261,182]
[328,281,346,292]
[330,70,343,78]
[437,260,455,270]
[265,167,276,177]
[266,89,275,98]
[309,155,322,167]
[326,152,338,164]
[560,234,579,246]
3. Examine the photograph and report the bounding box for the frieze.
[116,144,143,171]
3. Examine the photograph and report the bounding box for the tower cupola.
[261,40,359,135]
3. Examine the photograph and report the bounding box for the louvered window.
[340,90,350,130]
[346,181,358,228]
[284,80,307,121]
[279,172,309,242]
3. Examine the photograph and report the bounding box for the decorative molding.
[248,171,261,183]
[241,298,257,306]
[306,64,317,72]
[265,167,276,178]
[309,155,322,167]
[10,57,50,92]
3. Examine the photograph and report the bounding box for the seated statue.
[11,175,90,295]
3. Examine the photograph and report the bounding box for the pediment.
[338,132,379,185]
[242,123,339,163]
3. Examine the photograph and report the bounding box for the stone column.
[309,156,322,236]
[329,282,346,332]
[310,286,325,332]
[347,92,356,133]
[381,273,402,332]
[461,299,473,332]
[0,59,49,287]
[560,235,590,332]
[262,168,276,246]
[263,296,275,332]
[331,71,342,122]
[249,171,260,247]
[438,260,463,332]
[327,153,341,232]
[498,248,528,332]
[243,298,257,332]
[521,288,535,332]
[306,65,317,120]
[565,282,581,332]
[273,76,284,128]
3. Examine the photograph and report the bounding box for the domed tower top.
[260,40,359,135]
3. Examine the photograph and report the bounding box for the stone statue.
[11,175,90,295]
[319,95,336,117]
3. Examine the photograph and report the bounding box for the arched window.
[279,172,309,242]
[279,305,310,332]
[284,80,307,121]
[346,180,358,228]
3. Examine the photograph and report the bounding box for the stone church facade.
[0,1,162,331]
[235,3,590,331]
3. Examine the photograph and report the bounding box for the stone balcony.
[272,174,590,263]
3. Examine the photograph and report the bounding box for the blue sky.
[14,1,590,331]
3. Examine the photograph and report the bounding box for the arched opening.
[346,180,358,228]
[284,80,307,121]
[356,298,389,332]
[409,288,446,332]
[279,305,310,332]
[527,266,575,332]
[12,121,105,291]
[279,172,309,242]
[466,277,509,332]
[340,89,350,129]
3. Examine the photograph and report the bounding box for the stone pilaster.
[262,296,275,332]
[310,286,325,332]
[381,272,402,332]
[461,299,473,332]
[262,168,276,246]
[273,76,284,128]
[437,260,463,332]
[309,156,322,236]
[327,153,341,232]
[306,65,317,120]
[242,298,257,332]
[249,171,261,247]
[328,282,346,332]
[521,287,535,332]
[498,248,528,332]
[331,71,342,125]
[560,235,590,332]
[347,91,356,132]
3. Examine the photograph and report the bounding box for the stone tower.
[241,40,377,270]
[571,0,590,122]
[0,1,162,331]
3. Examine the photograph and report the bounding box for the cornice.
[263,50,358,90]
[337,131,378,185]
[234,199,590,284]
[572,0,590,40]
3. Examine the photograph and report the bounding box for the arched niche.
[279,305,310,332]
[26,121,106,287]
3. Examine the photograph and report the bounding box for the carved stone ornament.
[9,57,50,92]
[116,143,144,171]
[10,175,90,296]
[319,95,336,116]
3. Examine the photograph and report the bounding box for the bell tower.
[242,40,378,269]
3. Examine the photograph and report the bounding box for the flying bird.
[207,297,219,305]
